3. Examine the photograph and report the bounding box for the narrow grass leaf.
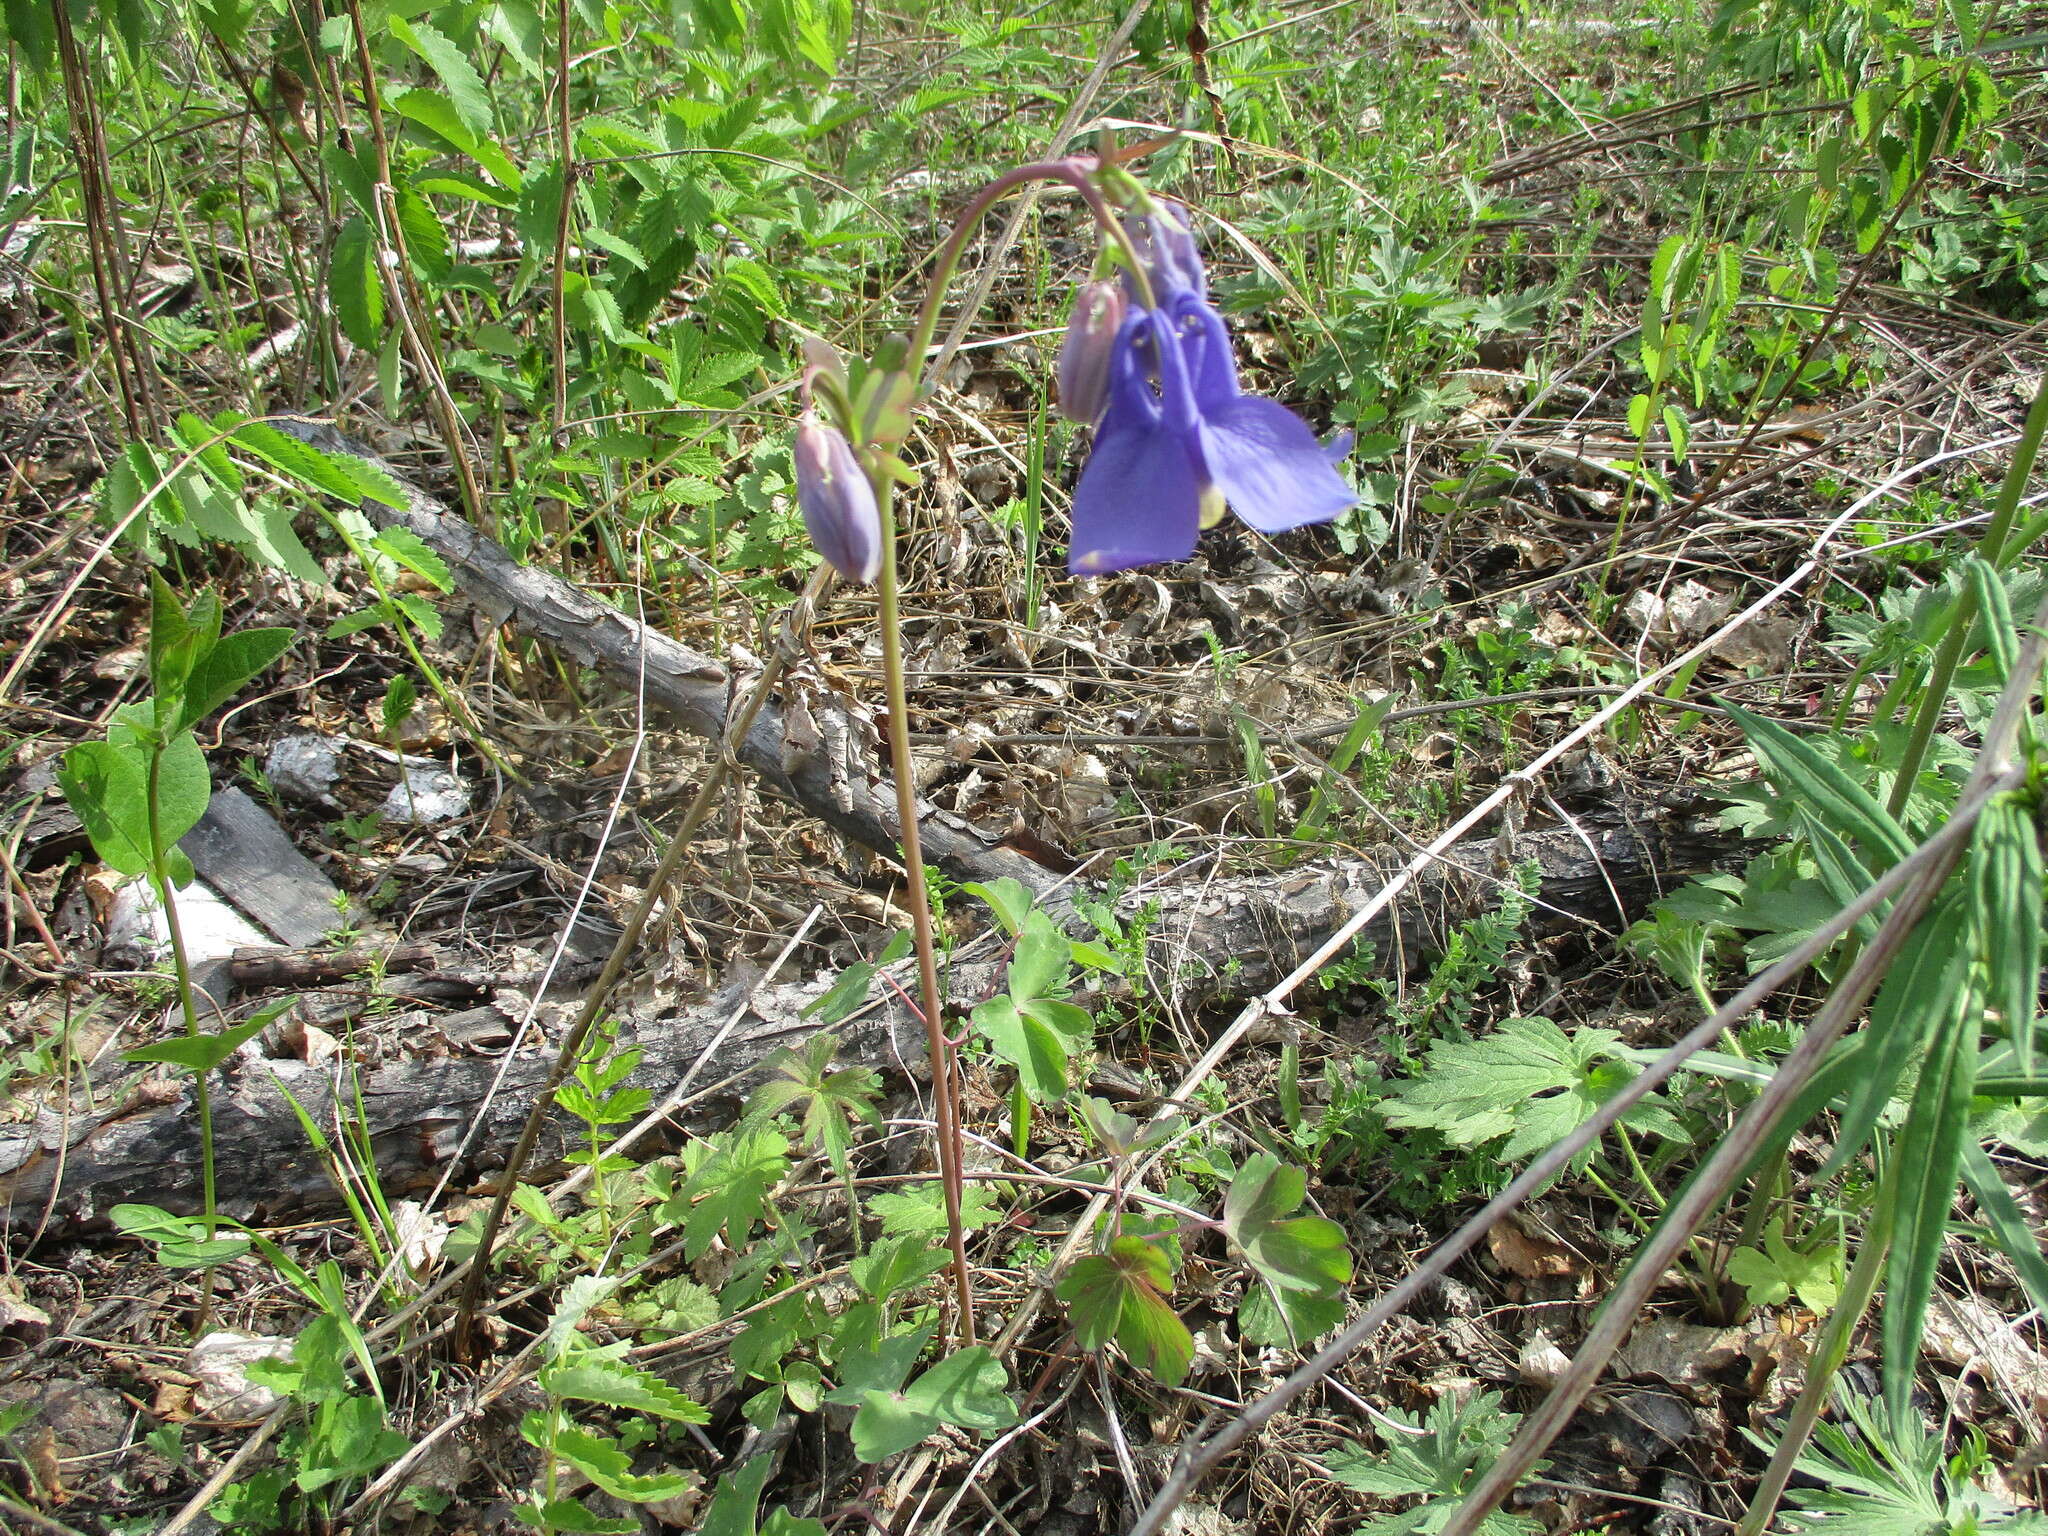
[1881,991,1979,1420]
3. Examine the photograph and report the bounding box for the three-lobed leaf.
[1056,1234,1193,1386]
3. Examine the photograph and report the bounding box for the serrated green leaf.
[372,527,452,591]
[390,16,493,137]
[228,419,406,509]
[540,1355,708,1422]
[867,1182,998,1236]
[393,185,451,281]
[329,216,383,349]
[542,1423,690,1503]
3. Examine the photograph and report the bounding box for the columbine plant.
[790,144,1357,1344]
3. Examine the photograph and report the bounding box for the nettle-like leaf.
[743,1031,884,1179]
[541,1350,708,1423]
[1056,1233,1193,1386]
[1222,1153,1351,1301]
[867,1181,1000,1237]
[972,909,1094,1101]
[521,1418,692,1504]
[1379,1016,1688,1163]
[667,1128,791,1261]
[1325,1390,1544,1535]
[848,1234,952,1303]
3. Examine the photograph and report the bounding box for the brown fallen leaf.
[1486,1217,1584,1281]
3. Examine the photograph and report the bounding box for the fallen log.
[270,416,1060,900]
[3,789,1739,1226]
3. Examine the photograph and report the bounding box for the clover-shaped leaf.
[1222,1153,1351,1300]
[1056,1234,1192,1386]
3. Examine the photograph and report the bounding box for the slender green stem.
[1884,375,2048,818]
[873,465,976,1345]
[145,740,218,1243]
[1733,1183,1895,1536]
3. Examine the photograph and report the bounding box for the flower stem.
[871,463,976,1346]
[905,159,1153,373]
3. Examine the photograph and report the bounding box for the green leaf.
[698,1458,774,1536]
[1222,1153,1351,1297]
[372,527,453,591]
[108,1204,250,1268]
[125,996,295,1073]
[963,876,1034,937]
[1007,909,1070,1001]
[1960,1143,2048,1322]
[541,1354,709,1422]
[59,724,210,878]
[1973,794,2043,1077]
[294,1396,408,1490]
[390,88,522,188]
[58,739,157,878]
[228,419,406,509]
[867,1181,999,1236]
[670,1128,790,1261]
[175,628,295,734]
[1882,999,1978,1420]
[1721,701,1912,866]
[389,16,493,137]
[537,1422,691,1504]
[801,961,876,1024]
[848,1234,953,1302]
[973,992,1083,1101]
[1239,1283,1344,1348]
[1323,1391,1543,1535]
[848,1346,1017,1462]
[1827,901,1971,1174]
[329,216,384,349]
[1056,1235,1192,1386]
[393,185,451,282]
[1380,1016,1683,1163]
[516,1497,636,1534]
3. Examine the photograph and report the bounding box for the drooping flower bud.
[1121,199,1206,304]
[793,420,882,583]
[1057,281,1126,425]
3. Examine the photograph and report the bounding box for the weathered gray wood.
[179,787,352,947]
[1,793,1741,1225]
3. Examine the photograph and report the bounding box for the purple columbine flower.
[1058,281,1126,425]
[793,419,883,583]
[1121,199,1207,304]
[1067,289,1357,575]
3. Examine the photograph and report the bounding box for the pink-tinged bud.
[793,421,882,583]
[1058,281,1126,424]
